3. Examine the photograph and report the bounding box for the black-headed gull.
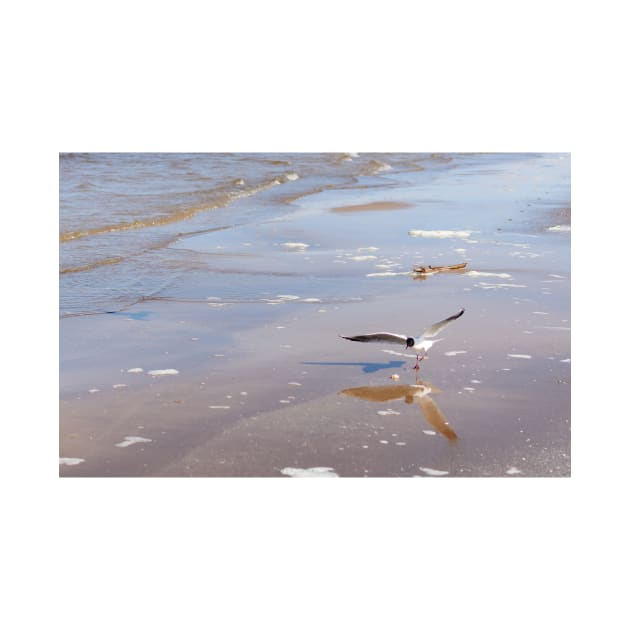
[340,308,465,370]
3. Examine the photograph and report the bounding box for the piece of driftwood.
[412,262,467,274]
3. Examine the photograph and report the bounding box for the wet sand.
[331,201,413,213]
[60,154,570,477]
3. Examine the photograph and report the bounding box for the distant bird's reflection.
[339,379,457,442]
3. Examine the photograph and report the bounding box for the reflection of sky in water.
[61,154,569,317]
[61,153,570,478]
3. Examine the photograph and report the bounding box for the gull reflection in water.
[339,379,457,442]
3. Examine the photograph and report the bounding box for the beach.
[59,153,570,477]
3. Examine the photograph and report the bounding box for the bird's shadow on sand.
[302,360,405,374]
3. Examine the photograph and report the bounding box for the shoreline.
[60,154,570,477]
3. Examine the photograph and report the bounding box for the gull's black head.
[406,337,415,348]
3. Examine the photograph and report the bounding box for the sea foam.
[59,457,85,466]
[282,242,310,249]
[115,436,152,448]
[418,467,449,476]
[409,229,472,239]
[467,271,512,279]
[280,467,339,478]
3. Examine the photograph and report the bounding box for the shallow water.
[59,152,570,477]
[60,152,445,315]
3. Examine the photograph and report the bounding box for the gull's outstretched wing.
[421,308,465,340]
[340,332,409,346]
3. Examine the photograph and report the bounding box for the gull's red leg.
[416,351,428,366]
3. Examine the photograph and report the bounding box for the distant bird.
[340,308,465,370]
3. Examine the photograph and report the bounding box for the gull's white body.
[413,338,441,353]
[340,309,465,368]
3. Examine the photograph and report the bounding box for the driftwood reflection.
[339,380,457,441]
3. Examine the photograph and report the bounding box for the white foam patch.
[301,298,322,303]
[422,430,437,436]
[285,172,299,181]
[59,457,85,466]
[539,326,571,331]
[377,409,400,416]
[549,274,566,279]
[209,405,231,409]
[282,242,310,249]
[508,354,532,359]
[471,379,482,384]
[463,387,476,392]
[88,388,100,393]
[379,440,389,444]
[276,294,300,301]
[148,369,179,376]
[408,229,472,239]
[477,282,527,289]
[444,350,467,356]
[357,246,379,252]
[115,436,152,448]
[395,442,407,446]
[127,367,144,373]
[560,358,571,363]
[532,311,549,315]
[504,242,532,248]
[366,271,411,277]
[279,400,291,404]
[467,271,512,279]
[547,224,571,232]
[454,248,467,254]
[112,383,127,389]
[506,467,522,475]
[281,467,339,478]
[418,467,449,476]
[288,382,302,386]
[350,255,377,261]
[509,251,542,259]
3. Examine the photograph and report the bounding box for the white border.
[7,0,626,627]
